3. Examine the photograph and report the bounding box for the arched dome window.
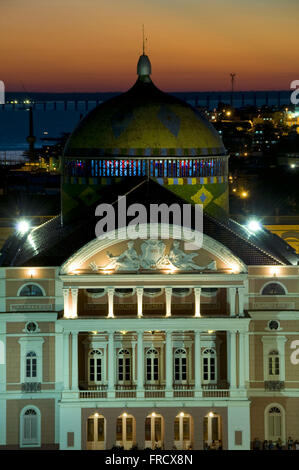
[261,283,286,295]
[18,284,44,297]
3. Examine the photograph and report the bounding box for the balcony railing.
[79,384,108,399]
[77,381,231,399]
[173,384,195,398]
[202,381,230,398]
[144,384,165,398]
[115,384,137,398]
[21,382,41,393]
[264,381,285,391]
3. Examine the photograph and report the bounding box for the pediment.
[61,224,247,275]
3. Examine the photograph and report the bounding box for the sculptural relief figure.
[105,241,140,271]
[139,239,167,269]
[168,240,217,271]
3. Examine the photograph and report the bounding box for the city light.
[240,191,248,198]
[247,219,262,233]
[16,220,30,235]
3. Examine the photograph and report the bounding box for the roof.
[1,179,298,268]
[63,75,225,158]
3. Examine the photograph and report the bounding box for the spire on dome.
[137,25,151,79]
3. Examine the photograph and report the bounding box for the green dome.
[64,65,225,158]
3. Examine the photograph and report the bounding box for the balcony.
[173,384,195,398]
[264,381,285,391]
[21,382,41,393]
[202,381,230,398]
[115,384,137,398]
[144,384,165,398]
[77,382,231,400]
[79,384,108,399]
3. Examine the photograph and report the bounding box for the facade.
[1,54,299,451]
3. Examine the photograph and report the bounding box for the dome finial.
[137,25,151,78]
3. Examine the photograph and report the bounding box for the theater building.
[1,53,299,450]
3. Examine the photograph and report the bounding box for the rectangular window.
[174,418,180,441]
[89,358,95,382]
[97,418,105,442]
[126,418,133,441]
[116,418,122,441]
[23,415,38,443]
[183,418,190,440]
[145,418,151,441]
[154,418,161,441]
[87,418,94,442]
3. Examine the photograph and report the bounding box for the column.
[238,332,245,389]
[107,288,114,318]
[135,413,146,449]
[165,287,172,317]
[137,288,143,318]
[238,288,245,317]
[194,331,202,397]
[0,321,6,394]
[229,331,237,390]
[194,288,201,317]
[137,331,144,397]
[71,288,78,318]
[244,332,250,384]
[71,332,78,390]
[63,288,70,318]
[165,331,173,397]
[63,332,70,390]
[228,288,236,316]
[107,331,115,397]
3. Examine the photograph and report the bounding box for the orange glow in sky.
[1,0,298,92]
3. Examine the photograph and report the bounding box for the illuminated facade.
[1,54,299,451]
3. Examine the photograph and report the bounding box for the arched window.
[146,348,159,383]
[266,405,284,443]
[117,349,131,383]
[20,407,41,447]
[202,348,217,383]
[19,284,44,297]
[174,348,187,383]
[26,352,37,379]
[88,350,103,384]
[268,350,280,378]
[261,283,286,295]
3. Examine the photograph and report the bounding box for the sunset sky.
[1,0,298,92]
